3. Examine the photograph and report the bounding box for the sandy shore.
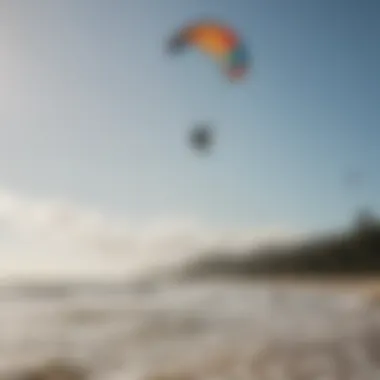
[194,275,380,298]
[245,276,380,298]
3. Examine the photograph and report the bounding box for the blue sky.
[0,0,379,276]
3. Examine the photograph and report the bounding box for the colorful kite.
[168,20,250,81]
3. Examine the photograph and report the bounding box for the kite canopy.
[168,20,250,81]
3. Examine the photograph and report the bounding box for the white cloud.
[0,188,302,280]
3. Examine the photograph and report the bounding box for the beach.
[1,279,379,379]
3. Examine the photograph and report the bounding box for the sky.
[0,0,379,279]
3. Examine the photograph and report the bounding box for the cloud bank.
[0,188,302,280]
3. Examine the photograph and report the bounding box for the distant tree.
[353,207,379,232]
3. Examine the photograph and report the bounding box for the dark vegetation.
[183,209,380,279]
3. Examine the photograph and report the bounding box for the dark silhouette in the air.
[188,124,214,154]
